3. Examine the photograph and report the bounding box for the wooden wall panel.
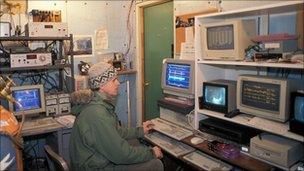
[297,10,304,49]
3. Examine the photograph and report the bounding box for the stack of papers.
[55,115,75,128]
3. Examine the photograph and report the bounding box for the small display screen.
[242,81,280,112]
[207,24,234,50]
[166,63,191,89]
[44,25,53,29]
[294,96,304,123]
[12,88,41,112]
[26,54,37,59]
[204,85,226,106]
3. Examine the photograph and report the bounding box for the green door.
[144,1,173,120]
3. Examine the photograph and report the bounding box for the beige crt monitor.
[237,75,303,122]
[201,19,256,61]
[161,58,195,99]
[9,84,46,116]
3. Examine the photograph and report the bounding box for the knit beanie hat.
[88,62,117,89]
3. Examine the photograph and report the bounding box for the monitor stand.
[163,90,194,99]
[159,107,193,130]
[163,93,194,106]
[158,92,195,130]
[18,112,47,122]
[158,98,194,115]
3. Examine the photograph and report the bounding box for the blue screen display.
[204,86,226,106]
[166,63,191,89]
[294,96,304,123]
[12,88,41,112]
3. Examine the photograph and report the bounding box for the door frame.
[135,0,172,126]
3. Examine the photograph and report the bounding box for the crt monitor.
[292,94,304,122]
[290,91,304,136]
[201,80,236,114]
[8,84,46,116]
[204,85,226,106]
[161,58,194,97]
[237,75,302,122]
[201,19,256,61]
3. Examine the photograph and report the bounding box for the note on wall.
[95,28,109,51]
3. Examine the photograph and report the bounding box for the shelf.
[196,1,303,19]
[1,35,75,92]
[0,36,71,41]
[117,69,137,75]
[0,64,72,72]
[197,109,304,142]
[198,60,304,69]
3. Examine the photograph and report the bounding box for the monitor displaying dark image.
[204,85,226,106]
[166,63,191,89]
[290,92,304,135]
[241,80,280,112]
[237,75,300,123]
[202,80,236,114]
[12,88,41,112]
[294,96,304,123]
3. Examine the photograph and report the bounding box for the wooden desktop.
[145,128,273,171]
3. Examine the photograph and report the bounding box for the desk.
[182,135,272,171]
[145,118,273,171]
[21,118,72,167]
[21,121,64,137]
[46,126,72,165]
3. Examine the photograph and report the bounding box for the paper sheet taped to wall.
[95,28,108,50]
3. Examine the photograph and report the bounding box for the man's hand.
[143,120,154,134]
[152,146,163,159]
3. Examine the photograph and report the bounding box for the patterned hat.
[88,62,117,89]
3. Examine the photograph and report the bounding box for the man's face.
[99,77,120,97]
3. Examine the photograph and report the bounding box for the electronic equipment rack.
[0,35,75,93]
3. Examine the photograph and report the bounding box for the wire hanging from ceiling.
[124,0,135,58]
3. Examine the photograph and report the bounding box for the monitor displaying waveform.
[166,63,191,89]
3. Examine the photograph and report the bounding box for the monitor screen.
[294,96,304,123]
[241,80,280,112]
[207,24,234,50]
[161,59,194,97]
[9,85,45,116]
[204,85,226,106]
[165,63,191,89]
[12,88,42,112]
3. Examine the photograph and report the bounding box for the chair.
[44,145,69,171]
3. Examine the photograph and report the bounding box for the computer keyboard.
[183,151,233,171]
[22,117,61,132]
[145,132,195,157]
[151,118,193,140]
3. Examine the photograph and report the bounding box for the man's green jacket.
[69,91,155,170]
